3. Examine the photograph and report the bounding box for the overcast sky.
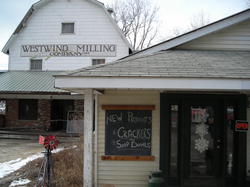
[0,0,248,70]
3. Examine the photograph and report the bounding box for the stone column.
[38,100,51,130]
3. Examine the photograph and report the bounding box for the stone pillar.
[5,99,19,127]
[84,89,94,187]
[38,100,51,130]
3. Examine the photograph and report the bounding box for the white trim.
[132,9,250,57]
[55,77,250,91]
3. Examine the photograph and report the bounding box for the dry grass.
[21,145,83,187]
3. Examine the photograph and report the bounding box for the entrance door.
[182,104,222,187]
[160,94,247,187]
[51,100,74,131]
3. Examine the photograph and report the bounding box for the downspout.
[94,93,99,186]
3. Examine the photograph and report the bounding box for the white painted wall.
[8,0,129,71]
[97,90,160,187]
[177,19,250,51]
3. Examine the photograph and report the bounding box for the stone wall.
[5,99,51,130]
[4,99,84,130]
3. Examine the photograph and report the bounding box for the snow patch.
[0,147,64,179]
[9,178,31,186]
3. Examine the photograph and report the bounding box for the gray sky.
[0,0,248,70]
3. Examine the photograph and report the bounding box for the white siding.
[97,90,160,187]
[247,107,250,176]
[177,19,250,51]
[8,0,129,71]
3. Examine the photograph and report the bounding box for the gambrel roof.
[2,0,132,54]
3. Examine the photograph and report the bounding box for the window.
[170,105,178,176]
[61,23,74,34]
[30,59,42,70]
[92,59,105,65]
[19,100,38,120]
[0,100,6,115]
[226,106,235,176]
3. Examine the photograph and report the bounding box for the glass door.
[190,106,219,176]
[183,104,223,187]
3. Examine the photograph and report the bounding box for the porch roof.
[0,71,68,94]
[54,50,250,92]
[60,50,250,79]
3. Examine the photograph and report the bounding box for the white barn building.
[0,0,131,130]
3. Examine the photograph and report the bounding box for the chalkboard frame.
[102,105,155,161]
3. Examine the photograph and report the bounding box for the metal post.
[47,148,50,187]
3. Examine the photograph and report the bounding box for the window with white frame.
[30,59,42,71]
[62,23,74,34]
[92,59,105,66]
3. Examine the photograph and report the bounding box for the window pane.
[170,105,178,176]
[190,106,215,176]
[226,106,234,176]
[30,59,42,70]
[92,59,105,65]
[0,100,6,115]
[19,100,38,120]
[62,23,74,33]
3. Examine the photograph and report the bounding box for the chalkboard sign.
[105,110,152,156]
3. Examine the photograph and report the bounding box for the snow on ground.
[9,178,31,187]
[0,147,64,179]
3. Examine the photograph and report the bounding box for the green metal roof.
[0,71,68,94]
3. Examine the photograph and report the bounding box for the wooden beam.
[102,105,155,110]
[0,94,84,100]
[101,155,155,161]
[84,89,93,187]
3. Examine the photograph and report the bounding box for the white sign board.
[21,44,117,57]
[67,111,84,134]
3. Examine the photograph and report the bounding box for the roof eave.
[0,91,69,95]
[2,1,39,54]
[55,76,250,92]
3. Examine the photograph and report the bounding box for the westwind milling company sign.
[21,44,117,57]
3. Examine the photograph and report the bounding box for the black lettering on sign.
[105,110,152,156]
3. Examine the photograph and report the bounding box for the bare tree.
[108,0,159,51]
[169,11,211,38]
[247,0,250,7]
[189,11,211,30]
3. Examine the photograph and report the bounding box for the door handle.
[216,140,221,149]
